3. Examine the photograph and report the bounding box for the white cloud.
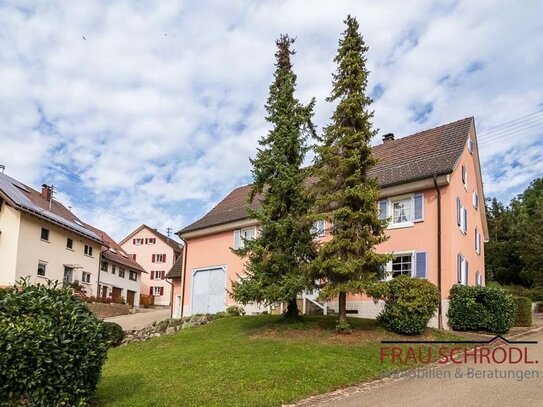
[0,0,541,240]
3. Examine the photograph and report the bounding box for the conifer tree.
[310,16,390,331]
[231,35,316,320]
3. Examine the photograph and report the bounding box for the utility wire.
[479,117,543,138]
[478,109,543,133]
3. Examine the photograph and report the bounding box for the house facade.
[0,173,102,293]
[83,224,146,307]
[120,225,183,306]
[170,118,488,328]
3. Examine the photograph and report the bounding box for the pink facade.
[172,119,488,327]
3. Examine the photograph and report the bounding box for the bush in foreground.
[447,284,515,334]
[513,296,532,327]
[375,276,440,335]
[103,322,125,347]
[0,280,109,406]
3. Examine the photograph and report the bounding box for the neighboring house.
[0,173,102,292]
[83,223,146,307]
[170,117,488,328]
[120,225,183,306]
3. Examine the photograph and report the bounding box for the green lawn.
[95,315,458,407]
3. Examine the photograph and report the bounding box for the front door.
[126,290,135,306]
[101,285,108,299]
[112,287,122,302]
[63,267,73,284]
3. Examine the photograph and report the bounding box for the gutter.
[178,235,189,319]
[165,278,174,318]
[433,174,443,329]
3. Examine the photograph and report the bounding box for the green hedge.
[0,280,109,406]
[513,296,532,327]
[376,276,440,335]
[447,284,515,334]
[103,321,125,346]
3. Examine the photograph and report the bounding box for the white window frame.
[475,271,482,286]
[155,254,166,263]
[381,193,424,229]
[37,261,47,277]
[467,138,474,154]
[458,200,467,235]
[133,238,144,245]
[82,272,91,284]
[129,271,137,281]
[458,254,468,285]
[153,270,162,280]
[472,191,479,210]
[84,245,93,257]
[475,228,481,255]
[382,251,414,281]
[462,164,468,190]
[233,227,256,249]
[145,238,156,245]
[119,268,125,278]
[152,286,162,296]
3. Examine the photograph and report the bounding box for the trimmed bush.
[226,305,246,316]
[103,321,125,346]
[513,296,532,327]
[447,284,515,334]
[0,280,109,406]
[376,276,440,335]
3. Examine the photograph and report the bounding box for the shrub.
[448,284,515,334]
[103,322,125,346]
[376,277,440,335]
[513,296,532,327]
[226,305,246,316]
[0,279,108,406]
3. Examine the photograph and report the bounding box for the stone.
[166,327,175,335]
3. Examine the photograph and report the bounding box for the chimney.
[382,133,395,143]
[0,164,5,174]
[41,184,52,201]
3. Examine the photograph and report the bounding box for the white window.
[145,238,156,244]
[37,262,47,277]
[472,192,479,210]
[467,138,474,154]
[111,265,116,275]
[153,254,166,263]
[381,193,424,227]
[311,220,326,237]
[457,254,468,285]
[119,268,125,278]
[475,228,481,255]
[233,227,256,249]
[133,238,144,245]
[152,286,162,296]
[382,251,427,280]
[152,270,163,280]
[129,271,137,281]
[84,245,93,257]
[40,228,49,241]
[82,272,91,284]
[101,262,108,272]
[457,198,467,234]
[66,238,73,249]
[475,271,483,286]
[462,164,468,189]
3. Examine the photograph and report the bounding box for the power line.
[478,123,543,145]
[478,109,543,133]
[479,116,543,138]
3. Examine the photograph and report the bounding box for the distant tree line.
[486,178,543,287]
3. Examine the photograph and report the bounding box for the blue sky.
[0,0,542,241]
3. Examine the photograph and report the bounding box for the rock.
[166,327,175,335]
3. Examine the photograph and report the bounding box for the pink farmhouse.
[168,118,488,328]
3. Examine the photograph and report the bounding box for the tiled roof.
[119,224,183,253]
[179,117,473,234]
[0,173,102,243]
[165,253,184,279]
[83,223,146,273]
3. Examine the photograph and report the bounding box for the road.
[104,308,171,331]
[315,329,543,407]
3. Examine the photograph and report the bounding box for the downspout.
[165,278,174,318]
[433,174,443,329]
[96,252,102,298]
[178,235,188,319]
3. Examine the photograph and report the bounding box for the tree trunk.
[338,291,347,323]
[284,297,300,321]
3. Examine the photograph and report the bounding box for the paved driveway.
[104,308,171,331]
[314,329,543,407]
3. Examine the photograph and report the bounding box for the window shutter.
[475,228,479,253]
[161,271,165,279]
[160,287,164,296]
[413,193,424,222]
[456,198,461,226]
[233,230,241,249]
[463,208,468,233]
[152,254,156,263]
[164,254,167,263]
[465,260,469,285]
[477,231,481,254]
[132,238,136,244]
[456,254,462,283]
[415,252,427,278]
[150,271,154,280]
[149,287,153,295]
[378,200,388,220]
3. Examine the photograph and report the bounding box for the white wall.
[0,203,21,286]
[99,260,141,307]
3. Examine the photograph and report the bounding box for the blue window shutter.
[456,198,461,226]
[415,252,427,278]
[413,193,424,222]
[233,230,241,249]
[378,200,388,220]
[457,254,462,283]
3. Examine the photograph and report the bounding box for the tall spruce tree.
[231,35,316,319]
[310,16,390,330]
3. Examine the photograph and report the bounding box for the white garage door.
[192,268,226,314]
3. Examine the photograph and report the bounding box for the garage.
[191,267,226,314]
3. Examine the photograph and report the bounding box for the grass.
[94,315,459,407]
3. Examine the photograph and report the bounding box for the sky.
[0,0,542,241]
